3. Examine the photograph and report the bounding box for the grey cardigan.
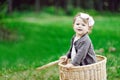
[67,34,97,66]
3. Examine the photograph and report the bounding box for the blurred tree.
[66,0,73,15]
[1,0,120,14]
[108,0,120,12]
[7,0,12,14]
[81,0,94,9]
[103,0,109,10]
[35,0,40,12]
[76,0,81,8]
[54,0,59,14]
[94,0,104,11]
[59,0,66,12]
[0,1,7,19]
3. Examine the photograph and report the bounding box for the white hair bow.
[80,13,95,27]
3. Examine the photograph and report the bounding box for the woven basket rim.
[58,55,107,69]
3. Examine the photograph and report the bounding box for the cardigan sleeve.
[71,41,90,66]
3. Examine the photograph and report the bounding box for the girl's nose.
[78,25,82,28]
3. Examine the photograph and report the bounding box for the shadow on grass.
[0,65,59,80]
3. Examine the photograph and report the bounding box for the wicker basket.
[58,55,107,80]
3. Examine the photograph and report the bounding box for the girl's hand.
[59,56,68,62]
[65,63,74,69]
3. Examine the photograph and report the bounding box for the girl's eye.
[76,23,79,25]
[82,24,85,26]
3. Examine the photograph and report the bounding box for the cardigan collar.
[73,34,88,45]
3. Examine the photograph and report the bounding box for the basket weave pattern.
[59,55,107,80]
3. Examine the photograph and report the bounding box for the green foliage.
[0,2,7,19]
[42,6,66,15]
[42,6,55,14]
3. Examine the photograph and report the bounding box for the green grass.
[0,12,120,80]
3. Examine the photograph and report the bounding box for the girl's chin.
[76,32,83,35]
[77,31,83,34]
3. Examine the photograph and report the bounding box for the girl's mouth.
[77,29,82,31]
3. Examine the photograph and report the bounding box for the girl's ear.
[88,26,92,34]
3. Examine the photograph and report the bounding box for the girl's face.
[73,18,89,36]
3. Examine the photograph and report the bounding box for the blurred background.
[0,0,120,15]
[0,0,120,80]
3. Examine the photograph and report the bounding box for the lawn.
[0,12,120,80]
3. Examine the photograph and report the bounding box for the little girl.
[60,12,97,68]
